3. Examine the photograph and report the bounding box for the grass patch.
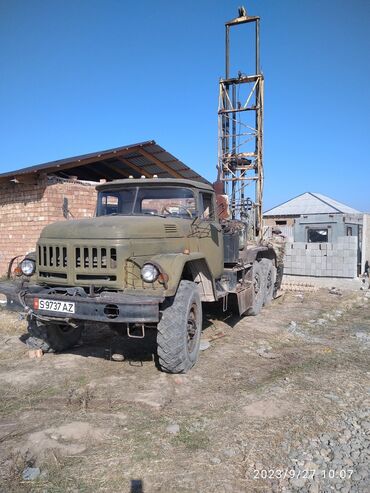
[0,384,62,417]
[173,428,210,450]
[37,456,90,493]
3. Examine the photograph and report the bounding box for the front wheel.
[27,317,83,353]
[157,281,202,373]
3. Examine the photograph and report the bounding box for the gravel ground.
[0,286,369,492]
[283,407,370,492]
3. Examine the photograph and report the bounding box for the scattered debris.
[256,347,279,359]
[22,467,41,481]
[28,349,43,359]
[209,332,226,342]
[166,424,180,435]
[355,331,370,343]
[111,353,124,362]
[329,287,342,296]
[199,340,211,351]
[287,320,322,342]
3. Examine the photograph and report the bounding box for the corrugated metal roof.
[0,140,210,185]
[264,192,361,216]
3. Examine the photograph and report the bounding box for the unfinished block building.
[264,192,364,278]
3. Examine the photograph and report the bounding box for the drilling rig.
[217,6,264,240]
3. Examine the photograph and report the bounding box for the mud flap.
[236,285,253,316]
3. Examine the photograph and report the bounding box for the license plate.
[34,298,75,314]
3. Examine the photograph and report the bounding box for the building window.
[276,220,287,225]
[307,228,328,243]
[347,226,352,236]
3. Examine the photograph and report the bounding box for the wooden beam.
[116,155,151,178]
[138,148,183,178]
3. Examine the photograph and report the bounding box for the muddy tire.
[157,280,202,374]
[260,258,276,306]
[247,260,266,316]
[274,264,284,297]
[27,317,83,353]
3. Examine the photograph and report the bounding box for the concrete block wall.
[361,213,370,273]
[0,176,97,276]
[293,213,362,243]
[284,236,358,278]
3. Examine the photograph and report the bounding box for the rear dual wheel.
[261,258,277,306]
[247,259,276,316]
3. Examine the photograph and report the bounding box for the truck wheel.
[274,264,284,297]
[260,258,276,306]
[247,260,266,316]
[157,280,202,373]
[27,317,83,353]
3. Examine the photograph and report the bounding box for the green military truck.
[0,8,284,373]
[2,176,283,373]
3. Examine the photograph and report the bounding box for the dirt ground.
[0,285,369,492]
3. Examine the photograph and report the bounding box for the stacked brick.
[0,175,97,276]
[284,236,358,278]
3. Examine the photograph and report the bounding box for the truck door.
[197,191,224,278]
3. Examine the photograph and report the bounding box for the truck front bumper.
[0,282,164,324]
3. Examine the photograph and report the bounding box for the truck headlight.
[20,259,36,276]
[141,263,159,283]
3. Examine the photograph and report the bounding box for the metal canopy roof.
[264,192,361,216]
[0,140,210,185]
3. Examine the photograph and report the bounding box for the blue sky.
[0,0,369,212]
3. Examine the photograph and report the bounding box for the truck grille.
[75,246,117,281]
[37,244,118,284]
[75,247,117,270]
[39,245,67,268]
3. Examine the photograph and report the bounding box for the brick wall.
[0,175,97,276]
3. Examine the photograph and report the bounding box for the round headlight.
[141,263,159,283]
[20,259,35,276]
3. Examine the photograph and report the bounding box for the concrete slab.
[283,275,363,291]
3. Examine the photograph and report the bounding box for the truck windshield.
[96,187,197,218]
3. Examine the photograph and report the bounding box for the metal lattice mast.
[218,7,264,238]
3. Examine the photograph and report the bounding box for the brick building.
[0,176,97,275]
[0,140,207,276]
